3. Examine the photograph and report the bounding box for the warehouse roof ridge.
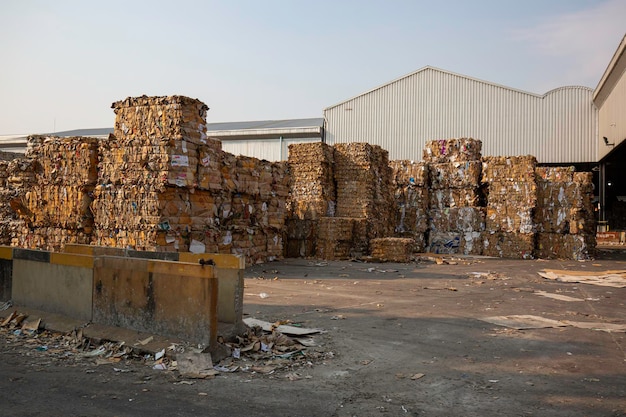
[323,65,594,111]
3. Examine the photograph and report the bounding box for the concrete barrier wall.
[0,246,236,346]
[11,249,94,321]
[0,247,12,301]
[64,244,245,330]
[92,256,217,345]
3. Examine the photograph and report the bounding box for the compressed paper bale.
[26,136,99,185]
[428,231,483,255]
[112,95,209,145]
[390,160,429,187]
[486,181,537,206]
[535,166,575,182]
[481,156,537,184]
[485,205,535,234]
[370,238,415,262]
[481,232,535,259]
[429,161,482,189]
[536,233,596,260]
[429,187,481,209]
[99,136,198,188]
[24,185,94,230]
[287,142,336,221]
[429,207,486,233]
[423,138,482,163]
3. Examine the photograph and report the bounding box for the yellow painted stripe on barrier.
[62,244,95,256]
[0,246,13,260]
[50,252,94,268]
[179,253,245,269]
[146,259,216,279]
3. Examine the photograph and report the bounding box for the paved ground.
[1,249,626,416]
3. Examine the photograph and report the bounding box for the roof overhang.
[593,34,626,107]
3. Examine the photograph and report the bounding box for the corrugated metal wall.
[324,67,597,163]
[598,68,626,161]
[221,137,320,161]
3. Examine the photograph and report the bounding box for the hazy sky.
[0,0,624,134]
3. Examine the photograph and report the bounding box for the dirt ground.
[1,249,626,417]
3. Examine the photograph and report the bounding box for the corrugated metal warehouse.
[323,66,597,164]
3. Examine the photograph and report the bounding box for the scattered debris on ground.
[538,269,626,288]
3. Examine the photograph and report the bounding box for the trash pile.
[534,167,596,259]
[481,156,537,258]
[424,138,485,255]
[0,309,332,381]
[389,160,429,251]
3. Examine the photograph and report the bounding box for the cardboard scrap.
[481,315,568,330]
[533,291,585,302]
[176,352,217,379]
[538,270,626,288]
[482,315,626,333]
[243,318,323,336]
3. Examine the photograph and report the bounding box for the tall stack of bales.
[317,142,393,259]
[18,136,98,250]
[534,167,596,259]
[285,143,335,257]
[92,95,289,264]
[424,138,485,255]
[481,156,537,259]
[389,160,429,252]
[93,95,209,252]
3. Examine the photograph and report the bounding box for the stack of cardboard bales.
[326,142,394,259]
[92,95,289,264]
[18,136,98,250]
[93,96,208,252]
[534,167,596,259]
[424,138,485,255]
[389,160,429,251]
[285,143,335,257]
[481,156,537,259]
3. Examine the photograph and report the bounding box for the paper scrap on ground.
[482,315,568,329]
[533,291,585,302]
[482,315,626,333]
[563,321,626,333]
[538,270,626,288]
[243,318,323,336]
[177,352,217,379]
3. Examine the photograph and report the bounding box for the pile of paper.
[534,167,596,259]
[390,160,429,251]
[481,156,537,259]
[424,139,484,255]
[370,237,415,262]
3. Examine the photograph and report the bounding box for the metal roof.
[324,66,591,111]
[207,118,324,140]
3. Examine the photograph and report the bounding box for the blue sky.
[0,0,624,134]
